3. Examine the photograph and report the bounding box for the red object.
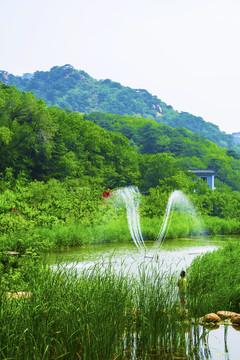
[13,208,16,212]
[103,190,112,199]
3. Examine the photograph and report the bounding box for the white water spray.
[115,186,201,254]
[153,190,198,251]
[116,186,146,251]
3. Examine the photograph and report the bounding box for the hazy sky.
[1,0,240,134]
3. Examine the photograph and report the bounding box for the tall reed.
[0,261,132,359]
[2,240,240,359]
[0,257,199,360]
[187,241,240,317]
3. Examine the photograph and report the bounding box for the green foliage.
[1,65,239,152]
[0,66,166,122]
[0,84,55,177]
[140,214,203,240]
[203,216,240,235]
[159,111,239,152]
[3,253,239,359]
[0,84,140,187]
[188,241,240,315]
[0,177,104,234]
[85,112,240,192]
[192,190,240,219]
[139,153,181,191]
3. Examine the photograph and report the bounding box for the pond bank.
[1,213,240,255]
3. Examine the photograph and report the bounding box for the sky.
[1,0,240,134]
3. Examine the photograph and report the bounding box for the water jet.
[115,186,202,253]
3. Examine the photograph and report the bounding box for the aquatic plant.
[0,258,204,360]
[187,241,240,316]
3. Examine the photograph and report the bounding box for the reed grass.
[3,243,239,359]
[0,256,210,360]
[0,262,130,359]
[187,241,240,317]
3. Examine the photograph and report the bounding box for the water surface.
[45,235,233,274]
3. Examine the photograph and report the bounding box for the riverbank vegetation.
[1,241,240,359]
[1,173,240,254]
[0,262,180,359]
[188,241,240,315]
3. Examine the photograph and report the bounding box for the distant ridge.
[232,132,240,145]
[0,64,239,152]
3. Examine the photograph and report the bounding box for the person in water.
[177,270,187,306]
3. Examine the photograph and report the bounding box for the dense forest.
[1,82,240,192]
[0,64,239,152]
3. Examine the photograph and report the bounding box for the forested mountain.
[233,132,240,145]
[84,112,240,191]
[0,65,239,152]
[1,83,240,194]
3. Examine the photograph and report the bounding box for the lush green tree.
[0,85,141,188]
[0,84,56,177]
[139,153,181,191]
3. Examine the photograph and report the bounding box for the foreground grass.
[0,256,202,360]
[0,261,129,359]
[2,241,240,359]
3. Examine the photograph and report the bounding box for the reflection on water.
[183,324,240,360]
[44,235,240,360]
[206,325,240,360]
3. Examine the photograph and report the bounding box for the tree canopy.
[1,65,239,152]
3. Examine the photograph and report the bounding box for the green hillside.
[1,82,240,193]
[0,65,239,152]
[1,82,240,251]
[84,112,240,192]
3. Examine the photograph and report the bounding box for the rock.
[204,313,221,323]
[231,313,240,324]
[217,311,235,320]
